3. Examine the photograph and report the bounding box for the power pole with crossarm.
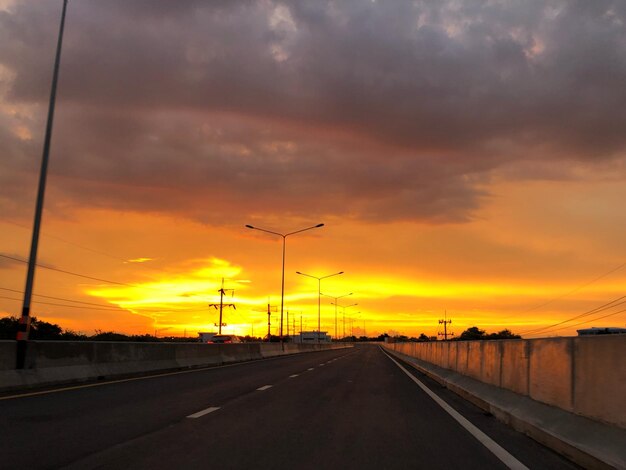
[209,278,236,334]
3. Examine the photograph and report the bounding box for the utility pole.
[16,0,68,370]
[255,302,278,341]
[209,278,236,334]
[438,311,454,341]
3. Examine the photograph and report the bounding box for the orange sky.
[1,177,625,339]
[1,1,625,339]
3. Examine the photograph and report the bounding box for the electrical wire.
[0,253,163,291]
[1,220,166,281]
[2,220,133,264]
[520,295,626,336]
[0,295,123,312]
[519,261,626,314]
[525,308,626,337]
[0,286,119,309]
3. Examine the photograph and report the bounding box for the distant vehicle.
[209,334,241,344]
[198,332,217,343]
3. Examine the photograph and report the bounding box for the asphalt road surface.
[0,344,579,469]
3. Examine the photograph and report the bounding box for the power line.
[520,261,626,314]
[2,220,168,282]
[0,285,222,316]
[2,220,132,264]
[0,253,162,290]
[526,308,626,337]
[0,287,120,309]
[520,295,626,336]
[0,295,123,312]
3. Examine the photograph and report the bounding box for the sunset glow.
[1,1,625,340]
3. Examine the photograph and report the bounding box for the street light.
[296,270,344,343]
[331,302,358,338]
[246,223,324,343]
[321,292,352,340]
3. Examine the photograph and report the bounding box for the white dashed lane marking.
[289,374,299,378]
[187,407,220,419]
[257,385,273,391]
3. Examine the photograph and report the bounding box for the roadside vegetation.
[0,316,520,342]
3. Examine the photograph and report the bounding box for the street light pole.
[246,223,324,345]
[17,0,69,369]
[321,292,352,340]
[296,271,344,343]
[332,302,358,338]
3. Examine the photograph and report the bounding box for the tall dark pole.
[267,303,271,339]
[280,236,286,338]
[317,279,321,340]
[218,285,224,334]
[210,278,234,335]
[296,270,344,344]
[246,223,324,347]
[17,0,69,369]
[322,292,352,340]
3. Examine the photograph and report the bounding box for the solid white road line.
[382,350,529,470]
[187,406,220,419]
[0,353,300,401]
[257,385,273,391]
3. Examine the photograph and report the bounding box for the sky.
[1,0,625,339]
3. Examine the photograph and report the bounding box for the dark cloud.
[0,0,624,224]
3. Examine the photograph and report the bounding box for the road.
[0,344,578,469]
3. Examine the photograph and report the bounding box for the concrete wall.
[0,340,349,392]
[384,335,626,429]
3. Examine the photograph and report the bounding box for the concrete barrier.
[384,336,626,429]
[383,345,626,469]
[573,335,626,426]
[0,341,16,371]
[0,340,350,393]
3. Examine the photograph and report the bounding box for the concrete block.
[573,335,626,428]
[0,341,16,371]
[427,342,436,363]
[501,340,529,396]
[174,343,223,368]
[529,338,573,411]
[25,341,95,369]
[436,343,447,368]
[446,342,457,371]
[456,342,469,374]
[466,341,483,380]
[481,341,501,387]
[259,343,283,358]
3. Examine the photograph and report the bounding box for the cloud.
[125,258,154,264]
[0,0,624,224]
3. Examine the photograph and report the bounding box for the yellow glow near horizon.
[80,253,625,339]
